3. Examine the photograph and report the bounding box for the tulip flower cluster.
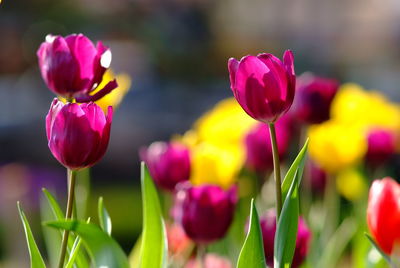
[15,30,400,268]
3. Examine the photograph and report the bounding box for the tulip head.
[228,50,295,123]
[37,34,117,101]
[366,129,396,166]
[46,99,113,170]
[292,73,339,124]
[367,177,400,255]
[259,209,311,267]
[174,183,237,244]
[244,115,291,173]
[140,142,191,192]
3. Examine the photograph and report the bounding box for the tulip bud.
[46,98,113,170]
[366,129,396,166]
[244,115,291,173]
[228,50,296,123]
[140,142,191,192]
[292,73,339,124]
[259,209,311,267]
[37,34,117,101]
[174,183,237,244]
[367,177,400,255]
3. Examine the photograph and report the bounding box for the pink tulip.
[228,50,295,123]
[46,98,113,170]
[37,34,117,102]
[366,129,396,166]
[140,142,191,191]
[174,183,237,244]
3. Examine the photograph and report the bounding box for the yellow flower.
[331,83,400,131]
[94,70,131,112]
[190,143,241,189]
[308,121,367,173]
[336,168,367,201]
[182,97,256,164]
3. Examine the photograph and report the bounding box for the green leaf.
[98,197,112,235]
[365,233,392,265]
[281,139,308,201]
[42,188,64,219]
[140,162,168,268]
[42,188,89,268]
[236,199,266,268]
[46,220,129,268]
[65,236,83,268]
[18,202,46,268]
[274,170,300,268]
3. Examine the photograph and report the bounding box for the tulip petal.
[75,80,118,103]
[228,58,239,94]
[65,34,98,91]
[38,36,79,96]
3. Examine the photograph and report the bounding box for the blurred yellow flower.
[190,143,241,189]
[94,70,131,112]
[180,98,256,165]
[336,168,367,201]
[308,121,367,173]
[331,83,400,131]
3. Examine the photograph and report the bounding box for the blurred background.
[2,0,400,266]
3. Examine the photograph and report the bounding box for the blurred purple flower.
[259,209,311,267]
[292,73,339,124]
[174,183,237,244]
[366,129,396,166]
[244,115,292,173]
[140,141,190,192]
[37,34,117,102]
[228,51,296,123]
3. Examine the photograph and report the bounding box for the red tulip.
[228,50,295,123]
[174,183,237,244]
[140,141,190,192]
[37,34,117,102]
[46,98,113,170]
[367,177,400,255]
[292,73,339,124]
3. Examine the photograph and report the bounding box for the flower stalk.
[268,123,283,220]
[58,169,77,268]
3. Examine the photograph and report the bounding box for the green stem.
[58,169,77,268]
[196,244,206,268]
[268,123,283,220]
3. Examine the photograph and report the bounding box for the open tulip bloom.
[37,34,118,102]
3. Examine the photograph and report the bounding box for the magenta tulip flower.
[259,209,311,267]
[46,98,113,170]
[174,183,237,244]
[292,73,339,124]
[140,141,190,191]
[366,129,396,166]
[37,34,117,102]
[244,115,291,173]
[228,50,296,123]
